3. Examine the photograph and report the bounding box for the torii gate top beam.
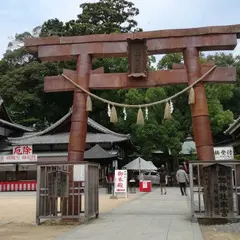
[25,24,240,62]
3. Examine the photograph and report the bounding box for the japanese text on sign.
[114,170,127,193]
[214,147,234,160]
[0,155,37,163]
[13,145,32,155]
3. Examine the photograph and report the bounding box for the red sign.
[13,145,32,155]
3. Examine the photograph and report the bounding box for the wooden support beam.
[35,34,237,62]
[44,66,236,92]
[44,67,103,92]
[172,64,185,69]
[25,24,240,51]
[172,62,216,69]
[91,67,104,74]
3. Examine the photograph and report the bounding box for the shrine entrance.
[25,24,240,217]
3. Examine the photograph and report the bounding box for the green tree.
[40,0,141,37]
[0,0,141,129]
[157,53,183,69]
[156,53,235,143]
[206,53,240,119]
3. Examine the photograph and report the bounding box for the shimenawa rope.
[62,65,216,108]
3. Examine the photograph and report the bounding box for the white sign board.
[214,147,234,160]
[142,181,148,188]
[114,170,128,197]
[73,165,85,181]
[0,155,38,163]
[13,145,33,155]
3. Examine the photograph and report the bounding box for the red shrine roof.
[8,109,130,145]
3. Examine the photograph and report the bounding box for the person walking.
[176,165,189,196]
[159,165,167,195]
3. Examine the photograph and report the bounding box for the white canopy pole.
[139,157,141,177]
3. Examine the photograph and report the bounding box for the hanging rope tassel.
[110,105,118,123]
[123,107,127,121]
[137,108,144,125]
[62,65,216,110]
[86,95,92,111]
[188,87,195,105]
[164,102,172,120]
[170,100,174,114]
[145,107,148,120]
[107,104,111,117]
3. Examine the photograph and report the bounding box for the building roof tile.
[224,116,240,135]
[0,97,33,132]
[9,132,129,145]
[8,109,130,145]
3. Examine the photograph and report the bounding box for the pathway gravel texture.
[0,188,139,240]
[58,187,203,240]
[213,222,240,234]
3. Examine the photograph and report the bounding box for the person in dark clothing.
[159,165,167,195]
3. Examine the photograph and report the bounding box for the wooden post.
[63,54,92,218]
[68,54,92,162]
[184,48,215,161]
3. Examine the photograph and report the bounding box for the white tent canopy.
[148,161,157,169]
[123,157,157,171]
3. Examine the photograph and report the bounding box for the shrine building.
[224,117,240,155]
[0,96,33,140]
[0,102,131,190]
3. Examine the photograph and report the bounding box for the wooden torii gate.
[24,25,239,164]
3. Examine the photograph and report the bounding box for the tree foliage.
[40,0,141,37]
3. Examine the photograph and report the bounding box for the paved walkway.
[58,188,203,240]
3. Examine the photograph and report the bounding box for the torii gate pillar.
[69,54,92,162]
[184,47,215,160]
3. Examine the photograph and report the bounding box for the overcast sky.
[0,0,240,58]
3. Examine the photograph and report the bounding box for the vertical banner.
[114,169,128,198]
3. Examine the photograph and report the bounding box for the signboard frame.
[214,147,234,160]
[114,169,128,199]
[73,164,85,182]
[0,155,38,163]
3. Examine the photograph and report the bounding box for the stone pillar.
[68,54,92,162]
[183,47,215,161]
[63,54,91,218]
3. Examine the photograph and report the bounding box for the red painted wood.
[44,66,236,92]
[68,54,92,163]
[184,47,215,161]
[25,24,240,48]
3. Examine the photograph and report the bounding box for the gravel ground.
[0,190,141,240]
[214,222,240,234]
[201,222,240,240]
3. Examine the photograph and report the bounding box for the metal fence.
[189,160,240,220]
[36,161,99,225]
